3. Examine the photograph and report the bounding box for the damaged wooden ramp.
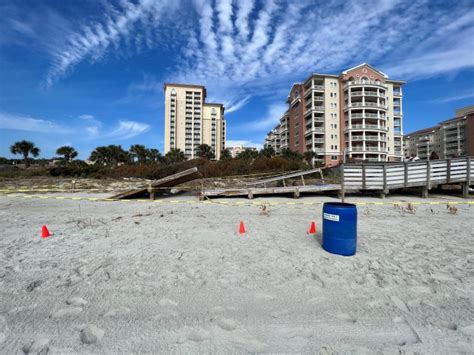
[109,167,199,200]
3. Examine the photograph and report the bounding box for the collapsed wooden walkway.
[342,156,473,198]
[202,168,339,199]
[109,167,199,200]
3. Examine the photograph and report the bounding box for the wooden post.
[248,190,254,199]
[404,162,408,188]
[341,164,345,203]
[446,158,451,184]
[301,175,306,186]
[293,187,300,199]
[421,187,429,198]
[282,179,286,187]
[362,164,366,190]
[462,183,469,198]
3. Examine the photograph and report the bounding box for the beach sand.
[0,193,473,353]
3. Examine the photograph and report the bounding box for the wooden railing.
[341,157,473,198]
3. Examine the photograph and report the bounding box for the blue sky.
[0,0,473,159]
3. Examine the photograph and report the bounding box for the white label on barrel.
[324,212,340,222]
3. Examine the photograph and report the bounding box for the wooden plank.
[426,160,431,190]
[109,167,199,199]
[245,168,322,186]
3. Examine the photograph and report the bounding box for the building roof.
[439,113,473,125]
[341,63,389,79]
[163,82,206,89]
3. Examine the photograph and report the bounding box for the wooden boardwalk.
[342,156,473,198]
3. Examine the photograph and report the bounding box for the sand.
[0,193,473,353]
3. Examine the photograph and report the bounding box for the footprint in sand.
[0,316,7,344]
[159,298,178,307]
[438,320,457,331]
[80,325,105,344]
[336,313,357,323]
[217,318,237,331]
[50,307,83,319]
[66,297,87,307]
[103,307,131,317]
[230,334,268,352]
[187,328,211,342]
[390,295,410,313]
[22,338,49,354]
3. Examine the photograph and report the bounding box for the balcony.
[304,85,325,96]
[350,113,384,119]
[345,124,388,132]
[304,106,324,117]
[344,80,388,89]
[345,102,387,110]
[304,127,325,136]
[445,135,462,142]
[393,90,402,96]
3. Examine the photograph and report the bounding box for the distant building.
[404,106,474,160]
[264,63,405,167]
[228,145,257,158]
[164,83,226,160]
[264,125,281,152]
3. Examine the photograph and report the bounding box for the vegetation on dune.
[1,140,321,180]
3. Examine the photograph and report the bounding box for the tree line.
[6,140,319,167]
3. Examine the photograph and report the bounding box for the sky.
[0,0,473,159]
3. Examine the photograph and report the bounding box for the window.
[331,145,334,149]
[332,155,338,160]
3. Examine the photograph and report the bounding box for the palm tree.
[89,145,129,166]
[129,144,148,163]
[220,148,232,161]
[147,148,162,163]
[10,140,40,167]
[165,148,186,164]
[56,146,78,162]
[237,149,258,160]
[196,144,215,160]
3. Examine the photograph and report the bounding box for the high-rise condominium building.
[264,63,405,166]
[404,105,474,160]
[164,83,226,160]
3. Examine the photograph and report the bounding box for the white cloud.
[238,103,287,132]
[0,112,70,133]
[79,114,95,120]
[107,120,150,139]
[431,91,474,104]
[45,0,182,87]
[224,96,251,114]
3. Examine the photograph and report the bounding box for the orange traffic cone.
[307,221,316,235]
[41,225,51,238]
[239,220,246,235]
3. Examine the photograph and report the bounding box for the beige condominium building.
[264,63,405,166]
[164,83,225,160]
[404,105,474,160]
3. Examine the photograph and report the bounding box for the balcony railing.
[304,85,325,96]
[346,102,387,109]
[346,124,388,131]
[344,80,388,89]
[350,91,385,98]
[350,113,384,119]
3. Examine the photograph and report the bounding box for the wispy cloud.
[238,103,287,132]
[107,120,150,139]
[44,0,182,87]
[431,91,474,103]
[0,112,71,133]
[1,112,150,140]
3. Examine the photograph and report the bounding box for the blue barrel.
[322,202,357,256]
